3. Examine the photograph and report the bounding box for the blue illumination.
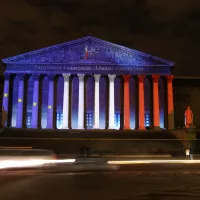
[41,76,48,129]
[6,36,171,129]
[114,113,121,129]
[3,36,174,76]
[11,77,18,127]
[56,113,63,129]
[10,76,166,129]
[26,114,31,128]
[145,113,150,127]
[86,113,93,129]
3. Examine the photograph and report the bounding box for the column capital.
[108,74,116,82]
[78,74,85,81]
[166,75,174,82]
[18,73,25,80]
[152,75,160,83]
[63,73,71,81]
[123,75,131,81]
[138,75,145,82]
[94,74,101,82]
[32,74,40,81]
[48,73,55,81]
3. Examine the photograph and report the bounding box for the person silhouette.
[85,147,91,157]
[80,145,85,157]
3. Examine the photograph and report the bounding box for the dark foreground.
[1,164,200,200]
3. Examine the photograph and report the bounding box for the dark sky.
[0,0,200,76]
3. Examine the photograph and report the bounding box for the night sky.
[1,0,200,76]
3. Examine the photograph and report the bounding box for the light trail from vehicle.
[0,159,76,169]
[107,160,200,165]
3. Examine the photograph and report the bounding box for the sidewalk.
[57,153,173,160]
[56,154,200,161]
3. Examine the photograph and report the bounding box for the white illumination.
[62,74,70,129]
[93,74,101,129]
[77,74,85,129]
[108,74,116,129]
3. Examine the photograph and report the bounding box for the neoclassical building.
[2,36,175,130]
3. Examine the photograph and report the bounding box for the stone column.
[47,74,55,129]
[77,74,85,129]
[2,73,10,126]
[31,74,40,128]
[167,75,174,130]
[62,73,70,129]
[3,73,10,113]
[108,74,116,129]
[16,74,25,128]
[123,75,131,130]
[152,75,160,129]
[93,74,101,129]
[138,75,145,130]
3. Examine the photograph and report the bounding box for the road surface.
[0,164,200,200]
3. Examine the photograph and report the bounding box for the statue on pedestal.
[184,106,193,128]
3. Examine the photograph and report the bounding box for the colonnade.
[2,73,174,130]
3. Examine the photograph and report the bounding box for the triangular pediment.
[2,36,174,67]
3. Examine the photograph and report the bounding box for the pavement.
[1,128,177,139]
[0,163,200,199]
[57,154,172,160]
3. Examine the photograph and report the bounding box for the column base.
[123,127,130,130]
[62,126,69,129]
[153,126,161,130]
[186,125,196,129]
[138,126,146,130]
[108,127,115,130]
[93,124,100,129]
[16,125,23,128]
[31,127,38,129]
[77,127,85,130]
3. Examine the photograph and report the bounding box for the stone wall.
[0,138,184,156]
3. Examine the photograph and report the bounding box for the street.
[0,164,200,199]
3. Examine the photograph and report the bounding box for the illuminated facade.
[2,36,175,130]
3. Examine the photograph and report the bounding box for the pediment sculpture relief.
[9,41,165,65]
